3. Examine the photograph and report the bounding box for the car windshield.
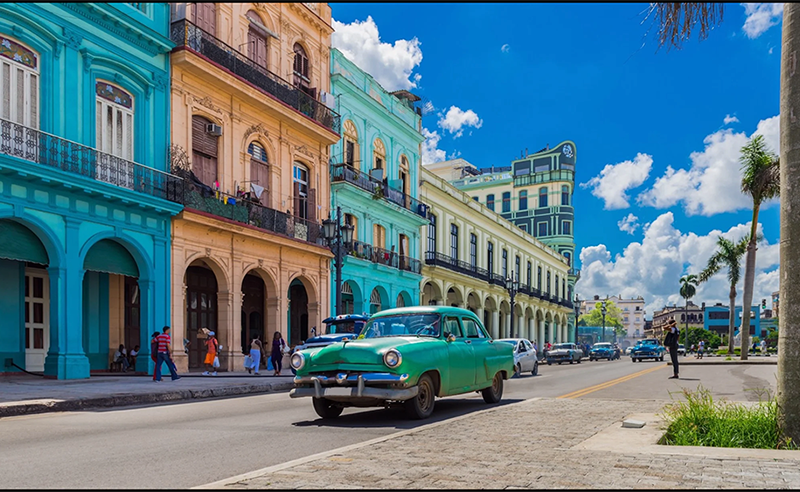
[553,344,571,350]
[593,343,611,349]
[327,320,364,335]
[639,340,659,346]
[358,314,441,339]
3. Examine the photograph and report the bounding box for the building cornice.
[63,3,174,56]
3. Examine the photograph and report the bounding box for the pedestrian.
[690,343,695,355]
[760,339,768,356]
[664,319,680,379]
[114,344,130,372]
[154,326,180,382]
[247,335,263,375]
[752,341,758,355]
[697,339,705,359]
[129,345,139,369]
[150,332,159,381]
[271,331,287,376]
[203,331,219,376]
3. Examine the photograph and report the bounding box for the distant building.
[580,295,646,338]
[703,304,761,337]
[652,301,705,338]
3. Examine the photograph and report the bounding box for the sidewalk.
[671,355,777,365]
[203,397,800,490]
[0,371,294,418]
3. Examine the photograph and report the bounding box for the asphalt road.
[0,356,776,489]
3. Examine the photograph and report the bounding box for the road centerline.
[557,364,666,399]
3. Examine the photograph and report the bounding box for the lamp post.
[601,300,608,343]
[505,272,519,338]
[322,206,354,316]
[574,295,581,344]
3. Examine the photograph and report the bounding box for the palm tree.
[738,135,780,361]
[646,0,800,447]
[698,236,749,355]
[679,274,698,348]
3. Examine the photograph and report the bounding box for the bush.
[716,348,728,356]
[768,347,778,354]
[659,387,797,450]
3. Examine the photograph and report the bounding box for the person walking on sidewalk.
[697,340,705,359]
[203,332,219,376]
[664,319,680,379]
[248,335,264,375]
[271,332,287,376]
[155,326,180,382]
[761,339,768,356]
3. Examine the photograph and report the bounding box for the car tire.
[576,357,581,364]
[547,361,552,366]
[589,357,594,362]
[481,372,503,404]
[660,356,665,362]
[312,398,343,419]
[632,358,636,363]
[515,363,522,378]
[405,373,436,420]
[532,361,538,376]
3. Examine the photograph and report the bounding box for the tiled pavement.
[207,398,800,490]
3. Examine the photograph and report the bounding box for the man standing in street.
[664,319,680,379]
[155,326,181,382]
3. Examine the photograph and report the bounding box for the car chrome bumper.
[290,373,417,401]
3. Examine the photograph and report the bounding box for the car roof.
[497,338,527,343]
[322,314,370,324]
[370,306,479,318]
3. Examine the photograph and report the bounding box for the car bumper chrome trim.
[289,375,418,401]
[294,373,409,385]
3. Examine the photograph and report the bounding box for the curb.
[0,381,294,419]
[667,360,777,365]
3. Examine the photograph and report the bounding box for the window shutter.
[250,159,269,206]
[307,188,316,222]
[293,181,301,218]
[192,115,217,157]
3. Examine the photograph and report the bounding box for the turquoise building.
[328,48,428,315]
[0,3,181,379]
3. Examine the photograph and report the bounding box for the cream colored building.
[168,3,339,372]
[580,295,646,338]
[419,168,573,349]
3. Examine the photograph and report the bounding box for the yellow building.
[168,3,339,371]
[419,168,573,348]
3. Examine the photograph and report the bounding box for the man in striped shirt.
[155,326,181,382]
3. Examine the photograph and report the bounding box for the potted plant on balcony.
[372,183,384,201]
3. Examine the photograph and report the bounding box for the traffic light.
[762,299,767,310]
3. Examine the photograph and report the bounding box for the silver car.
[497,338,539,376]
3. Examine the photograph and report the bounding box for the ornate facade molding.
[62,27,82,50]
[63,3,171,56]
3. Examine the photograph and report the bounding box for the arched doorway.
[241,272,265,355]
[484,297,497,338]
[288,278,309,346]
[467,292,479,314]
[499,300,510,339]
[369,286,388,314]
[422,281,442,306]
[342,280,363,315]
[396,290,412,308]
[185,263,218,369]
[446,287,462,308]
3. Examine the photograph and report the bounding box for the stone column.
[172,283,189,373]
[217,291,234,371]
[538,320,545,354]
[476,307,485,328]
[548,322,555,345]
[492,310,500,339]
[135,279,155,373]
[528,317,535,344]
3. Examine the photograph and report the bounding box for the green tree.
[684,327,722,351]
[698,236,749,355]
[679,274,698,349]
[578,300,623,342]
[738,135,780,360]
[645,0,800,448]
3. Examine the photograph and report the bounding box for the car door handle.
[465,340,472,344]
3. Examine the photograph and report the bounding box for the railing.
[170,20,340,135]
[513,169,574,187]
[0,118,183,203]
[425,252,492,282]
[348,240,421,274]
[182,184,320,245]
[330,163,428,218]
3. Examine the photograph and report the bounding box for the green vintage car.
[289,306,515,420]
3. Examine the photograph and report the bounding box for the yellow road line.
[557,364,666,399]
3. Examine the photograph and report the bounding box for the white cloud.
[580,153,653,210]
[576,212,780,318]
[637,115,779,216]
[501,44,510,53]
[437,106,483,139]
[742,3,784,39]
[617,213,640,235]
[421,127,447,165]
[723,114,739,125]
[331,16,423,92]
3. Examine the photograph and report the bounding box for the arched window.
[293,43,313,97]
[399,154,410,196]
[396,293,406,308]
[373,224,386,249]
[372,138,385,179]
[345,213,357,241]
[370,288,382,314]
[519,190,528,210]
[191,115,219,187]
[0,35,39,129]
[343,120,359,168]
[562,185,570,206]
[248,142,269,206]
[246,10,268,68]
[538,187,548,208]
[292,161,311,220]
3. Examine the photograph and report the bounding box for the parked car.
[625,346,634,356]
[630,338,666,362]
[678,344,686,356]
[589,342,619,361]
[546,343,582,365]
[290,314,369,375]
[289,306,515,420]
[497,338,539,376]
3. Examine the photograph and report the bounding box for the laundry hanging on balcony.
[250,183,265,200]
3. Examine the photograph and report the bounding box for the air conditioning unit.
[206,124,223,137]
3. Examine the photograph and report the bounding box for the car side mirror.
[446,334,456,343]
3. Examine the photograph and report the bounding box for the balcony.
[330,163,428,218]
[0,118,183,203]
[348,240,421,274]
[181,182,320,245]
[170,20,340,135]
[424,252,491,282]
[513,169,575,187]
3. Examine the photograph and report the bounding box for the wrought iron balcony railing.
[0,118,183,203]
[424,252,493,283]
[347,240,421,274]
[182,184,320,245]
[330,163,428,218]
[170,20,340,135]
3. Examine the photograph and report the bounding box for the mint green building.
[328,48,429,315]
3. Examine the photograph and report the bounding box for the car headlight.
[383,349,402,368]
[290,352,306,370]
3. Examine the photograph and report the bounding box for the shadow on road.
[291,397,525,429]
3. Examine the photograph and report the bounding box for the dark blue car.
[589,342,619,361]
[290,314,369,375]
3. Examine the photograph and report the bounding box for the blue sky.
[329,3,784,316]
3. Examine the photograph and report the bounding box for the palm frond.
[740,135,780,203]
[647,3,725,51]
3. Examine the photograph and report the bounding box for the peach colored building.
[168,3,339,372]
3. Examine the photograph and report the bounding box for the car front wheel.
[405,374,436,420]
[481,372,503,404]
[312,398,343,419]
[532,361,538,376]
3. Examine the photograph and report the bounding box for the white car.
[497,338,539,376]
[625,346,634,355]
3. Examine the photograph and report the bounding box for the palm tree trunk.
[740,207,760,361]
[685,297,689,346]
[778,1,800,446]
[728,284,737,355]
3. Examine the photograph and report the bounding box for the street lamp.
[600,300,608,343]
[505,272,519,338]
[573,295,581,344]
[322,206,354,316]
